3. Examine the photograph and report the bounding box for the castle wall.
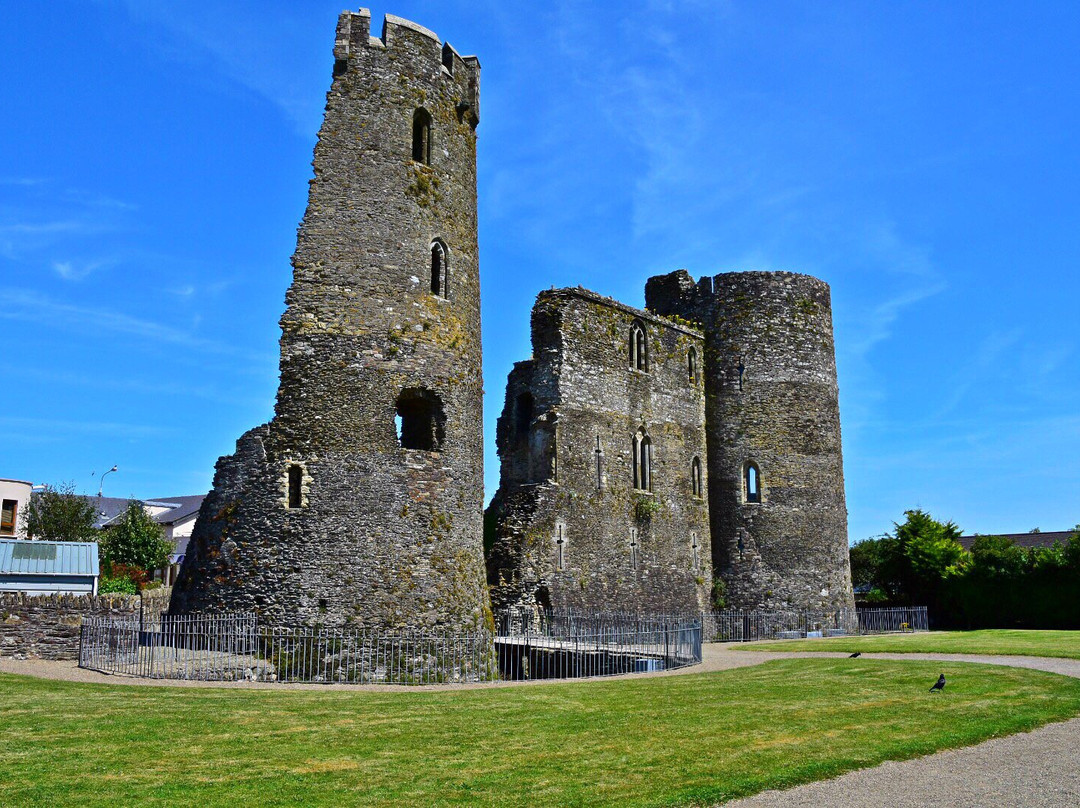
[646,270,854,612]
[486,289,711,614]
[171,11,491,630]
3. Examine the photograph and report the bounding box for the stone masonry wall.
[0,592,140,661]
[486,288,711,614]
[171,11,491,631]
[646,269,854,611]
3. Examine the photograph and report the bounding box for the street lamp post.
[98,465,118,498]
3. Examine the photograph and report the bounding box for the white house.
[0,479,33,540]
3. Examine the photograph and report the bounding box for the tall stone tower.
[646,270,854,612]
[171,10,491,631]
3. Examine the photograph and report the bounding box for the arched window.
[744,461,761,504]
[412,108,432,164]
[633,428,652,492]
[287,463,303,509]
[396,388,446,450]
[430,239,447,297]
[688,347,698,384]
[629,321,648,372]
[691,456,703,498]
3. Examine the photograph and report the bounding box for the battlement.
[334,9,480,120]
[646,269,830,315]
[538,286,704,338]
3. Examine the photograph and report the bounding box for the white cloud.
[52,258,114,281]
[0,289,270,362]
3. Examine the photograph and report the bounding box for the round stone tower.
[171,10,491,630]
[646,270,854,612]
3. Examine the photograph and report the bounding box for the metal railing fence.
[79,610,703,684]
[704,606,928,643]
[495,608,702,680]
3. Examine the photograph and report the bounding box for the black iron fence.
[495,608,703,680]
[78,610,703,684]
[78,607,924,683]
[704,606,928,643]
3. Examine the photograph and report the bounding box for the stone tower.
[646,270,854,611]
[171,10,491,631]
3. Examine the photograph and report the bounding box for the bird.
[848,652,861,658]
[929,673,946,693]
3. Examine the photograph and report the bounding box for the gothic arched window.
[633,428,652,491]
[430,239,448,297]
[629,321,648,372]
[744,461,761,504]
[412,108,432,164]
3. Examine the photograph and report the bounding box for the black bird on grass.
[929,673,946,692]
[849,652,861,658]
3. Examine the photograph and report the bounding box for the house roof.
[83,496,132,529]
[146,495,205,525]
[0,538,98,577]
[958,531,1076,552]
[79,494,205,529]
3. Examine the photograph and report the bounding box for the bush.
[632,496,662,523]
[24,481,97,542]
[99,501,173,587]
[852,514,1080,629]
[98,574,137,595]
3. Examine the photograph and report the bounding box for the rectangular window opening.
[0,499,16,535]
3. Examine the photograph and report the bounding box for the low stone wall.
[0,592,141,661]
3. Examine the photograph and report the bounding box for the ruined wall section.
[486,288,711,614]
[172,10,490,631]
[646,270,854,612]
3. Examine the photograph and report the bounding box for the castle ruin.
[171,9,854,627]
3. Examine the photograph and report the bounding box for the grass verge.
[741,629,1080,659]
[2,658,1079,807]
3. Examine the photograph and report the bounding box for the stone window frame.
[395,387,447,452]
[691,456,703,498]
[430,238,449,298]
[554,522,568,572]
[691,531,700,572]
[412,107,433,165]
[633,427,652,492]
[628,320,649,373]
[688,347,698,385]
[283,461,309,510]
[743,460,763,504]
[629,526,640,570]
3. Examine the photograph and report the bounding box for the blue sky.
[2,1,1077,542]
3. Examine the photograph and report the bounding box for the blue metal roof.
[0,539,98,577]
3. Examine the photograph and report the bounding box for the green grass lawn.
[742,629,1080,659]
[3,659,1080,807]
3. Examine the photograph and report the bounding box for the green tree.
[24,481,97,542]
[848,536,892,602]
[99,501,172,578]
[895,510,967,613]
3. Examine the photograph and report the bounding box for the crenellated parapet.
[332,10,479,125]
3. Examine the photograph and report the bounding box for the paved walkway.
[3,645,1079,804]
